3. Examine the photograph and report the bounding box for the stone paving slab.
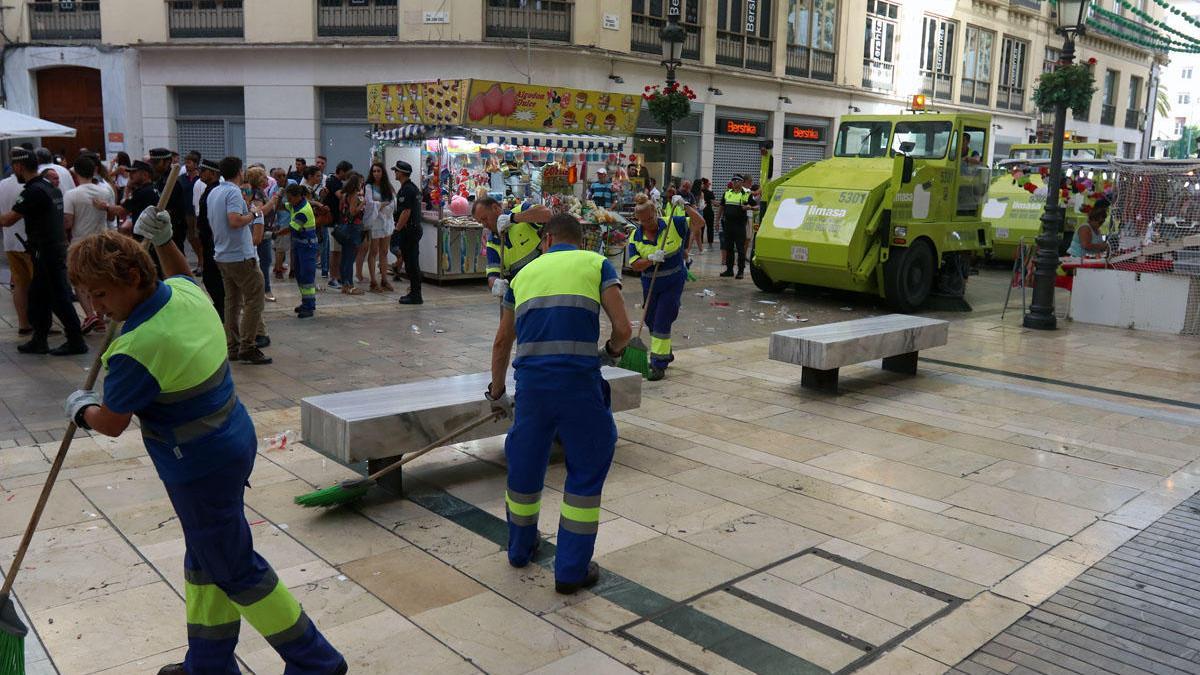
[953,490,1200,675]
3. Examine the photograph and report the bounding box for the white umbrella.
[0,108,75,141]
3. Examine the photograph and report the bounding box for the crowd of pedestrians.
[0,145,425,360]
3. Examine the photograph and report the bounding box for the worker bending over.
[486,213,632,593]
[474,196,552,298]
[628,195,704,381]
[64,217,346,675]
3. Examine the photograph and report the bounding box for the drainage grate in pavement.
[614,548,963,674]
[954,491,1200,675]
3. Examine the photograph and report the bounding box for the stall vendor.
[473,195,552,298]
[588,168,615,208]
[1067,206,1110,258]
[627,195,704,381]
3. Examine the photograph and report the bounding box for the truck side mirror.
[901,155,914,184]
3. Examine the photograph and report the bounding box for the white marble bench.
[769,314,949,393]
[300,368,643,493]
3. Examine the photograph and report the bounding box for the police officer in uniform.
[149,147,194,250]
[474,195,552,299]
[64,218,346,675]
[720,173,755,279]
[194,158,226,318]
[0,147,87,355]
[628,197,703,381]
[392,161,425,305]
[486,213,632,593]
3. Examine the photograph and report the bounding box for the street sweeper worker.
[475,195,553,299]
[62,217,346,675]
[485,212,632,594]
[628,195,703,381]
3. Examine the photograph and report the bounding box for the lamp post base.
[1022,311,1057,331]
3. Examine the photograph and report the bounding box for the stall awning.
[472,129,625,152]
[370,125,429,141]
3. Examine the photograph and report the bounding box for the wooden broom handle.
[2,164,181,596]
[366,410,504,482]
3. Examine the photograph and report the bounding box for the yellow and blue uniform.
[500,244,621,582]
[287,199,318,315]
[722,188,752,275]
[102,276,344,674]
[628,215,690,370]
[486,202,542,282]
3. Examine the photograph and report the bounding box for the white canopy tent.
[0,108,75,141]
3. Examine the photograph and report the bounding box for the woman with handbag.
[336,172,366,296]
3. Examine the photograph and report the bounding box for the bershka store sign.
[785,124,826,142]
[717,118,763,137]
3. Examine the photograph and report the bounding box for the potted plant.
[644,82,697,127]
[1033,57,1097,114]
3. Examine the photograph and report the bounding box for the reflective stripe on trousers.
[506,489,541,527]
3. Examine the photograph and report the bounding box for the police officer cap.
[392,160,412,174]
[731,173,745,182]
[9,147,33,162]
[130,159,153,174]
[199,158,220,172]
[147,147,173,160]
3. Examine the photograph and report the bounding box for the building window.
[919,15,957,101]
[1126,75,1143,129]
[960,26,994,106]
[1101,69,1118,126]
[997,37,1027,112]
[631,0,701,61]
[1175,118,1186,136]
[862,0,898,91]
[786,0,837,81]
[1183,67,1194,80]
[1179,93,1191,105]
[1043,46,1060,74]
[484,0,573,43]
[1123,141,1137,158]
[716,0,775,72]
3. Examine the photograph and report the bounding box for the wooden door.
[35,66,104,163]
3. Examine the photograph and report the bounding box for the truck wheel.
[883,241,934,312]
[750,262,787,292]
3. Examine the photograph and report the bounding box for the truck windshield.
[834,121,892,158]
[891,121,953,158]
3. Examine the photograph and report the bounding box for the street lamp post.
[1024,0,1091,330]
[659,7,686,203]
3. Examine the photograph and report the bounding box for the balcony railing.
[863,60,894,90]
[997,85,1024,111]
[786,45,834,81]
[168,0,243,38]
[1073,106,1089,122]
[1100,103,1116,126]
[317,0,397,38]
[1010,0,1041,11]
[485,1,572,42]
[716,31,773,72]
[960,78,990,106]
[1125,109,1144,130]
[28,1,100,41]
[630,15,700,61]
[919,70,953,101]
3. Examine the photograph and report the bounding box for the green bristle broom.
[295,410,503,508]
[618,234,669,378]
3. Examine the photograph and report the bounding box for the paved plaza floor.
[2,250,1200,674]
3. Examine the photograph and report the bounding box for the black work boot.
[17,337,49,354]
[50,339,88,356]
[719,269,734,277]
[555,561,600,595]
[156,664,185,675]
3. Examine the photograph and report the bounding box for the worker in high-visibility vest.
[628,195,704,380]
[64,220,346,675]
[280,183,319,318]
[474,196,553,299]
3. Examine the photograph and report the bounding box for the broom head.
[0,593,27,675]
[618,337,650,377]
[294,477,373,508]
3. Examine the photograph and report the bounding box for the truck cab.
[751,112,992,311]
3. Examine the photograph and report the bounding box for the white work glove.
[134,206,174,246]
[496,213,513,233]
[671,194,685,207]
[647,249,666,264]
[65,389,100,429]
[484,386,514,419]
[491,277,510,299]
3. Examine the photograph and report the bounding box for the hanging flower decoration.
[1032,62,1096,114]
[643,82,697,128]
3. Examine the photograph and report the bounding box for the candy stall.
[367,79,638,282]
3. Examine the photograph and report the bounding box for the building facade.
[1148,0,1200,158]
[2,0,1163,186]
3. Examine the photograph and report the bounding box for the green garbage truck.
[750,112,993,311]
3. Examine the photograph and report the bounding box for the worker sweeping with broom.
[62,218,347,675]
[486,213,632,593]
[625,194,704,381]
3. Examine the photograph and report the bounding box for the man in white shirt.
[35,146,75,192]
[208,156,270,365]
[63,156,114,333]
[0,174,31,334]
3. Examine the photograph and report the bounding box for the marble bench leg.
[801,366,839,393]
[367,456,404,496]
[881,351,919,375]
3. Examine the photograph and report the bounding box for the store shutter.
[177,119,227,160]
[712,137,764,189]
[781,143,827,173]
